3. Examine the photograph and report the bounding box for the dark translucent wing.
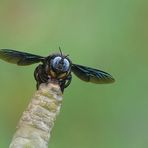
[0,49,44,65]
[72,64,115,84]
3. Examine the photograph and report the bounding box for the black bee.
[0,48,115,92]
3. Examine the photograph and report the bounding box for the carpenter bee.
[0,48,115,92]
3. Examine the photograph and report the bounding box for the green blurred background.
[0,0,148,148]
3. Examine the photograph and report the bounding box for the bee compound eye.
[52,56,62,67]
[63,59,70,71]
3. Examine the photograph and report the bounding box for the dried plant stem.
[9,82,63,148]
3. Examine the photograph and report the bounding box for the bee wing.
[72,64,115,84]
[0,49,45,65]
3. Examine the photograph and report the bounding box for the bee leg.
[59,74,72,93]
[64,74,72,88]
[34,64,49,89]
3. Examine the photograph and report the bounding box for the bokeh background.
[0,0,148,148]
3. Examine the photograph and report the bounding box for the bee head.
[51,47,71,73]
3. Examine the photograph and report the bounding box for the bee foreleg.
[34,64,49,89]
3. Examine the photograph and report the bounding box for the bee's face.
[51,56,70,73]
[45,55,71,79]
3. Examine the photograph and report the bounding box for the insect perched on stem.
[0,48,115,92]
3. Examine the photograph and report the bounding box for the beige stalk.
[9,82,63,148]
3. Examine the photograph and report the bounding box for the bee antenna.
[59,46,63,56]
